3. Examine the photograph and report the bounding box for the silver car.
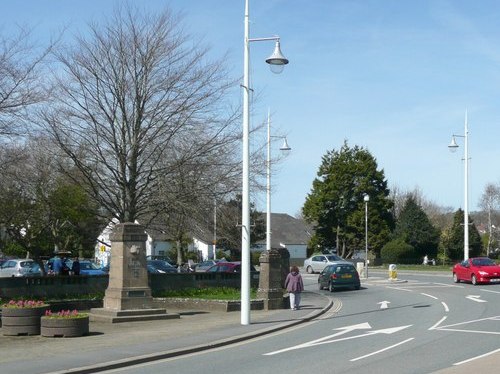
[304,254,344,274]
[0,259,35,277]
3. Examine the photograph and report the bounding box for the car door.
[312,255,327,272]
[0,260,16,277]
[456,260,470,280]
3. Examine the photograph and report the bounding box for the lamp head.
[266,40,289,74]
[364,194,370,202]
[448,136,459,153]
[279,137,291,151]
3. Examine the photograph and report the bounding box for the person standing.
[71,257,80,275]
[52,255,63,275]
[285,265,304,310]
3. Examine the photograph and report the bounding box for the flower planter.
[41,315,89,337]
[1,305,49,336]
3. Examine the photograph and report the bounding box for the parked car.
[25,262,47,277]
[77,260,107,275]
[452,257,500,285]
[195,260,223,272]
[0,259,35,277]
[147,259,178,273]
[318,262,361,292]
[304,254,344,274]
[205,261,256,273]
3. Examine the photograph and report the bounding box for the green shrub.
[381,238,416,264]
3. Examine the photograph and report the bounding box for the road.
[103,270,500,374]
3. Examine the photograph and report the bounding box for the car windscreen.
[326,255,343,262]
[335,265,356,273]
[472,258,495,266]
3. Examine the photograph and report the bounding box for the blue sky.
[4,0,500,217]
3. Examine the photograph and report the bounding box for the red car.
[205,261,256,273]
[452,257,500,285]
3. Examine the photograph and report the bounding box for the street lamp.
[448,111,469,261]
[241,0,289,326]
[364,194,369,278]
[266,109,291,252]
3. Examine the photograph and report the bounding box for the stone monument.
[90,222,179,323]
[257,248,285,310]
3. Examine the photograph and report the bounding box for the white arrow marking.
[378,301,390,309]
[466,295,487,303]
[263,324,411,356]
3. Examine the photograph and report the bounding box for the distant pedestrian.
[71,257,80,275]
[52,255,63,275]
[285,265,304,310]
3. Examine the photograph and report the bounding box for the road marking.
[350,338,414,362]
[480,289,500,294]
[466,295,487,303]
[429,316,447,330]
[386,287,413,292]
[434,282,463,288]
[420,293,438,300]
[263,324,412,356]
[378,301,390,309]
[454,347,500,366]
[441,302,449,312]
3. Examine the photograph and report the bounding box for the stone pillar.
[90,222,178,323]
[277,247,290,288]
[103,222,152,310]
[257,249,283,310]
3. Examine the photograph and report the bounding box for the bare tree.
[0,26,54,141]
[479,183,500,256]
[42,4,240,224]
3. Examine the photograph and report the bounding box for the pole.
[266,109,272,252]
[213,197,217,260]
[365,199,368,278]
[241,0,251,326]
[464,112,469,260]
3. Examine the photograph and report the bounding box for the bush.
[381,238,416,264]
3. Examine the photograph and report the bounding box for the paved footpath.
[0,292,331,374]
[1,283,498,374]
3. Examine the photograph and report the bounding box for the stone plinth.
[90,222,177,323]
[257,249,284,310]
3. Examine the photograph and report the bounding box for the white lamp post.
[448,112,469,260]
[364,194,369,278]
[241,0,289,326]
[266,109,291,252]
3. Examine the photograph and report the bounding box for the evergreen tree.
[302,141,394,259]
[442,209,482,260]
[392,195,439,262]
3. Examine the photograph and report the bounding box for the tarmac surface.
[0,279,499,374]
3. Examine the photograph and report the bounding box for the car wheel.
[329,282,334,292]
[453,273,460,283]
[307,266,314,274]
[471,274,477,285]
[355,285,360,290]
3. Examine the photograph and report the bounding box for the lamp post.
[364,194,369,278]
[241,0,289,326]
[266,109,291,252]
[448,112,469,261]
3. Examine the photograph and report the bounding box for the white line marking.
[454,347,500,366]
[480,289,500,294]
[350,338,414,362]
[429,316,447,330]
[434,282,463,288]
[466,295,487,303]
[441,302,449,312]
[421,293,438,299]
[386,287,413,292]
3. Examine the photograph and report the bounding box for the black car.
[318,262,361,292]
[147,259,178,273]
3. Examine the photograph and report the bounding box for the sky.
[3,0,500,218]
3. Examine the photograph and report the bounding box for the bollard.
[388,264,397,280]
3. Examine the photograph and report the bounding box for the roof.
[255,213,313,248]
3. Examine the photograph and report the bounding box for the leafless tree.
[479,183,500,255]
[0,26,53,141]
[41,5,241,224]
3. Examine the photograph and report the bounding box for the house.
[252,213,312,264]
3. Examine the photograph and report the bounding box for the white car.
[0,259,35,277]
[304,254,344,274]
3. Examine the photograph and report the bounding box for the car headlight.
[478,271,488,276]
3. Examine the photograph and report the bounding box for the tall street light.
[266,109,291,252]
[241,0,289,326]
[364,194,369,278]
[448,112,469,260]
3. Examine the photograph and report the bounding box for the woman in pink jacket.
[284,265,304,310]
